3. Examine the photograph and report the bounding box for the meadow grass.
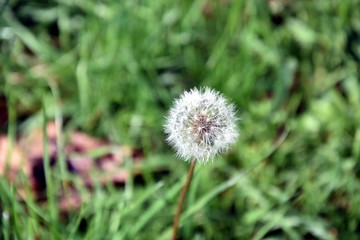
[1,0,360,239]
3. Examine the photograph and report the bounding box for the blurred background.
[1,0,360,239]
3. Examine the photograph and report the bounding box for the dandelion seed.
[164,87,239,163]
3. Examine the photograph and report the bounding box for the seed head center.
[192,114,213,140]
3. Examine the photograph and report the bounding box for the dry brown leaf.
[2,121,144,212]
[59,190,82,212]
[68,131,106,152]
[18,122,58,162]
[0,135,31,181]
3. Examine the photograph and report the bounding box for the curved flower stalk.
[164,87,239,240]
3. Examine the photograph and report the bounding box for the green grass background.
[1,0,360,239]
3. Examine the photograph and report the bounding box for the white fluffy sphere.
[164,87,239,163]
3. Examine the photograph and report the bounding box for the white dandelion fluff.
[164,87,239,163]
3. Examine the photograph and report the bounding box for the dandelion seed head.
[164,87,239,163]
